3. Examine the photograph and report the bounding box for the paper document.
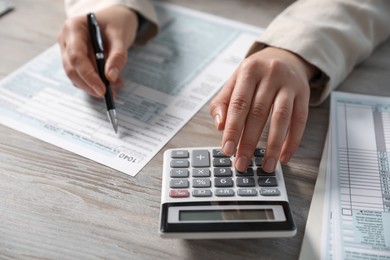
[0,3,262,176]
[302,92,390,259]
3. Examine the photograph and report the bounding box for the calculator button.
[192,189,212,197]
[254,148,266,157]
[212,149,228,157]
[257,168,275,176]
[192,150,210,167]
[170,179,189,188]
[214,177,233,187]
[171,150,189,158]
[215,189,235,196]
[169,189,189,198]
[170,159,189,168]
[235,168,254,176]
[192,168,210,177]
[213,158,231,167]
[254,157,264,166]
[236,177,256,187]
[214,167,232,177]
[193,179,211,188]
[170,169,189,178]
[258,177,278,187]
[237,189,257,196]
[260,188,280,196]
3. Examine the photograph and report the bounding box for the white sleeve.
[249,0,390,105]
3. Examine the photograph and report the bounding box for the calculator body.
[159,147,296,239]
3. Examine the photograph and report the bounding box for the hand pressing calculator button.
[159,147,296,239]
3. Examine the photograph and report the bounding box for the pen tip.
[107,109,118,134]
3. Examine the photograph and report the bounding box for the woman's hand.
[209,47,318,173]
[57,5,138,98]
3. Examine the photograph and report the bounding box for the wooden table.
[1,0,389,259]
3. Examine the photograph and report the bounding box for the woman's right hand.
[57,5,139,98]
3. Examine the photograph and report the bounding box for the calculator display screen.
[179,209,275,221]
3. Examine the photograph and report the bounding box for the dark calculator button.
[257,168,275,176]
[212,149,228,157]
[170,179,189,188]
[235,168,254,176]
[254,148,266,157]
[213,158,231,167]
[214,167,232,177]
[254,157,264,166]
[236,177,256,187]
[214,177,233,187]
[260,188,280,196]
[258,177,278,187]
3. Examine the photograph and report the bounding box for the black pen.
[87,13,118,134]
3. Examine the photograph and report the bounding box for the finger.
[209,70,237,131]
[221,61,260,156]
[234,80,275,172]
[105,37,128,82]
[66,29,106,97]
[263,89,294,173]
[280,91,309,164]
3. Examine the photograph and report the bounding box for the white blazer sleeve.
[249,0,390,105]
[64,0,159,44]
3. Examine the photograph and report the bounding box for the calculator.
[159,147,296,239]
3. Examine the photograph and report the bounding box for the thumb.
[105,38,128,83]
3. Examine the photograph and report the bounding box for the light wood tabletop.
[1,0,389,259]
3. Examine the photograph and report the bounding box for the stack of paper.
[300,92,390,259]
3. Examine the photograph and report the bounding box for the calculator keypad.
[168,148,280,199]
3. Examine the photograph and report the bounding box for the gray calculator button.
[260,188,280,196]
[192,189,212,197]
[192,150,210,167]
[258,177,278,187]
[214,177,233,187]
[170,159,189,168]
[237,189,257,196]
[193,179,211,188]
[214,167,232,177]
[192,168,210,177]
[171,150,189,158]
[215,189,234,196]
[236,177,256,187]
[213,158,231,167]
[170,179,189,188]
[170,169,189,178]
[212,149,228,157]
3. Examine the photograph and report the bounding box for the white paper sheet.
[0,3,263,176]
[302,92,390,259]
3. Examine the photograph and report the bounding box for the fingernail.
[263,157,276,173]
[108,67,119,82]
[235,156,248,172]
[214,114,221,129]
[92,85,104,97]
[280,153,291,164]
[222,140,235,156]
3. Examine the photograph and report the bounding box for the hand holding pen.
[57,6,140,128]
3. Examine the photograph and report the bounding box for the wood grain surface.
[1,0,389,259]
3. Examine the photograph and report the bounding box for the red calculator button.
[169,189,189,198]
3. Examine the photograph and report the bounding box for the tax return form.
[300,92,390,259]
[0,3,262,176]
